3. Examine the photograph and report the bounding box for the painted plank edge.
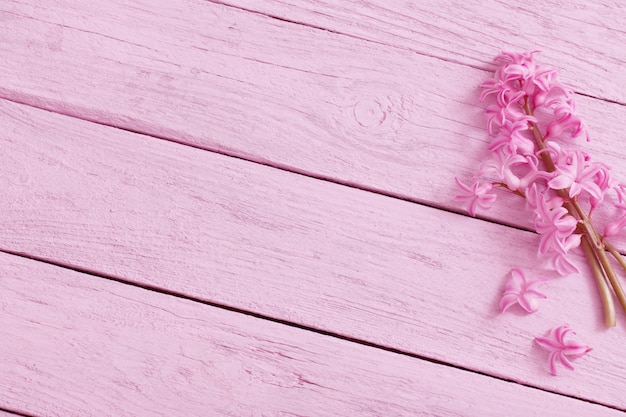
[4,0,626,250]
[2,99,626,407]
[209,0,626,104]
[0,411,23,417]
[1,252,623,417]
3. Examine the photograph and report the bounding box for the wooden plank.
[1,252,622,416]
[2,100,626,407]
[0,411,21,417]
[209,0,626,104]
[2,0,626,240]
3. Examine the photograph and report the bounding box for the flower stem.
[605,240,626,270]
[494,181,526,198]
[572,205,626,312]
[522,94,624,324]
[523,98,557,171]
[595,241,626,314]
[603,240,626,306]
[581,236,616,326]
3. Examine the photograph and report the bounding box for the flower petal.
[499,293,519,313]
[558,352,575,371]
[548,174,574,190]
[535,337,559,351]
[518,294,541,313]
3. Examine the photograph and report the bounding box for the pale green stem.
[568,198,626,314]
[605,240,626,270]
[595,241,626,314]
[523,95,621,325]
[581,237,616,326]
[603,240,626,310]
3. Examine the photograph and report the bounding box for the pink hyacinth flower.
[545,244,581,275]
[479,151,527,191]
[488,117,536,155]
[533,195,580,256]
[454,177,497,216]
[535,325,591,376]
[604,185,626,237]
[484,97,526,136]
[545,99,588,141]
[513,155,552,194]
[589,164,613,209]
[548,148,604,200]
[500,268,547,313]
[604,213,626,238]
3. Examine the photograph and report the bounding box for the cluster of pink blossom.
[455,50,626,373]
[456,50,621,276]
[457,51,626,314]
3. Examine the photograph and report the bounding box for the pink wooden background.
[1,0,626,415]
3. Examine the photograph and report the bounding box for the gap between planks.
[0,94,493,231]
[3,0,626,406]
[4,0,626,251]
[205,0,626,105]
[206,0,490,74]
[5,247,620,413]
[1,251,623,416]
[0,82,618,253]
[2,99,626,408]
[205,0,509,77]
[0,410,31,417]
[0,90,538,243]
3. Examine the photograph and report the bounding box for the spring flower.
[589,165,613,209]
[478,151,527,191]
[535,325,592,376]
[459,50,626,328]
[454,178,497,216]
[517,155,551,191]
[533,195,580,256]
[485,99,526,136]
[544,243,581,275]
[500,268,547,313]
[545,98,588,141]
[547,146,604,200]
[480,78,523,108]
[603,185,626,237]
[488,117,537,155]
[604,213,626,238]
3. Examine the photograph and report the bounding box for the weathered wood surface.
[2,0,626,242]
[2,99,626,409]
[2,0,626,414]
[1,252,623,417]
[209,0,626,104]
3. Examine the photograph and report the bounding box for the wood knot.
[333,83,411,152]
[353,98,386,128]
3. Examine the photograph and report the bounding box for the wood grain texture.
[1,252,623,417]
[3,0,626,243]
[2,99,626,408]
[210,0,626,104]
[0,411,21,417]
[4,0,626,410]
